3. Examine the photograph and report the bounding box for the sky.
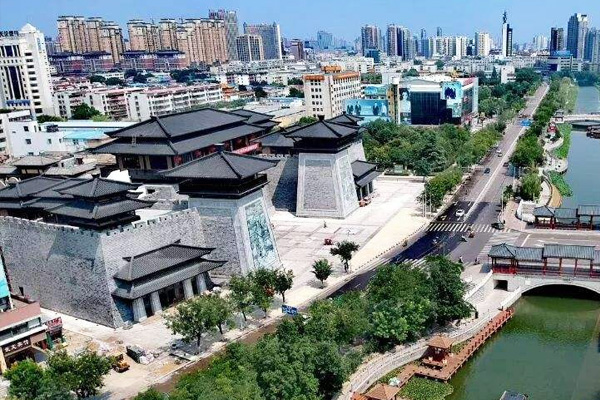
[0,0,599,43]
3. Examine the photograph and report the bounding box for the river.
[561,86,600,209]
[447,288,600,400]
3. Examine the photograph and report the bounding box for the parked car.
[484,167,491,174]
[455,209,465,218]
[492,222,505,230]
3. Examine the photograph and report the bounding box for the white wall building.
[303,67,361,119]
[83,88,141,121]
[53,90,85,119]
[475,32,492,57]
[126,84,223,121]
[0,24,54,116]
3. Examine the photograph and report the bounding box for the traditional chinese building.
[162,150,281,275]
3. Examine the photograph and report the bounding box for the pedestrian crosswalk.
[395,257,475,270]
[427,222,512,233]
[477,231,522,262]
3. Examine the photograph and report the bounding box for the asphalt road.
[335,84,550,294]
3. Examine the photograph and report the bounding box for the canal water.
[561,86,600,209]
[447,289,600,400]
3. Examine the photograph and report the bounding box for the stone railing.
[335,310,498,399]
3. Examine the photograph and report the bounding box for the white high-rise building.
[0,24,54,116]
[303,66,361,119]
[243,23,282,60]
[475,32,492,56]
[533,35,549,51]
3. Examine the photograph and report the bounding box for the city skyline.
[1,0,598,43]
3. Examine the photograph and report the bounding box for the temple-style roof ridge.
[0,176,65,199]
[285,119,360,140]
[162,151,278,180]
[57,177,139,199]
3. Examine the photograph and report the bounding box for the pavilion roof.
[364,383,400,400]
[11,155,60,167]
[578,205,600,216]
[328,113,363,126]
[553,208,577,220]
[543,244,595,260]
[0,176,64,200]
[285,119,360,140]
[253,131,295,148]
[428,335,454,349]
[161,151,277,180]
[46,197,153,221]
[57,177,139,199]
[533,206,554,217]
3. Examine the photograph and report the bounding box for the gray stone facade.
[296,150,360,218]
[0,209,216,328]
[188,190,282,277]
[262,155,299,213]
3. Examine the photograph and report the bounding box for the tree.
[124,69,139,79]
[238,84,248,92]
[274,269,294,303]
[287,87,304,98]
[165,296,213,347]
[72,103,101,120]
[288,77,303,85]
[427,256,473,325]
[250,280,274,317]
[37,114,65,123]
[206,294,233,335]
[311,259,333,287]
[134,388,166,400]
[403,68,420,78]
[520,171,542,201]
[254,86,267,99]
[298,116,318,126]
[370,299,409,347]
[47,350,111,399]
[105,77,124,86]
[133,74,148,84]
[88,75,106,83]
[4,360,49,399]
[330,241,359,272]
[312,341,352,399]
[229,275,253,321]
[91,114,110,122]
[435,60,445,70]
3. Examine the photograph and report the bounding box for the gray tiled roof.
[0,165,18,175]
[162,151,278,180]
[11,155,60,167]
[0,176,65,199]
[554,208,577,220]
[112,259,225,299]
[92,141,177,156]
[489,243,517,258]
[114,243,215,281]
[254,131,295,148]
[533,206,554,217]
[44,163,96,177]
[514,247,544,262]
[543,244,596,260]
[595,250,600,264]
[47,198,152,220]
[170,124,264,154]
[328,113,363,125]
[356,171,381,187]
[578,205,600,216]
[110,108,248,139]
[351,160,377,178]
[285,120,359,139]
[230,109,273,124]
[57,178,139,199]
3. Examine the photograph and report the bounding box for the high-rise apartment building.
[127,19,160,52]
[550,27,565,52]
[533,35,549,51]
[236,34,264,62]
[501,11,513,57]
[436,27,443,37]
[243,23,282,60]
[290,39,304,60]
[0,24,54,116]
[303,66,361,119]
[177,19,229,65]
[158,19,178,50]
[56,16,125,64]
[209,10,239,61]
[361,25,381,56]
[586,28,600,64]
[475,32,492,56]
[567,13,589,59]
[317,31,333,50]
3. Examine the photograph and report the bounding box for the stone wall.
[261,155,298,213]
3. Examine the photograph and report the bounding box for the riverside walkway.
[395,310,514,387]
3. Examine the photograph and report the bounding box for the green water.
[447,292,600,400]
[561,86,600,209]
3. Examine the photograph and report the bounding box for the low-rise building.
[49,51,115,74]
[84,88,142,120]
[121,50,187,71]
[126,84,223,121]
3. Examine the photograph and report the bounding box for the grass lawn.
[400,377,454,400]
[553,124,572,160]
[548,171,573,197]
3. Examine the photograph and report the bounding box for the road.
[335,83,549,293]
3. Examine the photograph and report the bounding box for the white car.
[455,209,465,218]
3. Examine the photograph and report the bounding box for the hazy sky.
[0,0,598,42]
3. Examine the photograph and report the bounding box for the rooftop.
[285,119,360,140]
[57,177,139,199]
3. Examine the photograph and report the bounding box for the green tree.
[273,269,294,303]
[47,350,111,399]
[403,68,420,78]
[229,275,253,321]
[311,259,333,287]
[88,75,106,83]
[105,77,124,86]
[287,77,303,85]
[165,296,214,347]
[520,171,542,201]
[330,240,359,272]
[426,256,473,325]
[435,60,445,69]
[287,87,304,98]
[254,86,267,99]
[4,360,49,399]
[206,294,234,335]
[312,341,352,398]
[72,103,101,120]
[37,115,65,123]
[298,116,318,125]
[133,388,166,400]
[249,269,277,317]
[370,299,409,347]
[91,114,110,122]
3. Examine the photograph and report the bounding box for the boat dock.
[396,309,514,386]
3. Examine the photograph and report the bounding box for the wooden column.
[559,258,562,275]
[574,258,578,276]
[543,258,547,275]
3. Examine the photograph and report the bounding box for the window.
[25,139,31,145]
[47,139,52,144]
[23,126,29,132]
